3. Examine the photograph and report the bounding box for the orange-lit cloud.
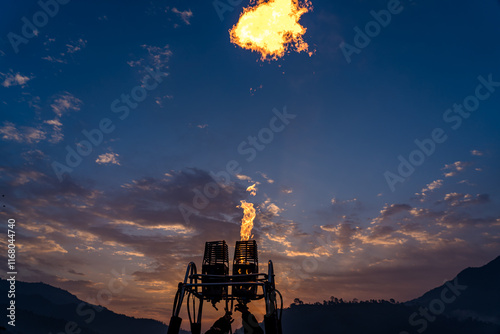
[246,183,258,196]
[230,0,313,60]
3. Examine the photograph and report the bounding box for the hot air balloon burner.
[201,240,229,301]
[167,239,283,334]
[233,240,259,298]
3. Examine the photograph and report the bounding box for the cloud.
[141,44,172,70]
[257,171,274,184]
[171,8,193,25]
[236,174,253,181]
[1,71,32,87]
[68,269,85,276]
[128,44,172,74]
[369,203,411,225]
[10,169,45,186]
[379,203,412,217]
[127,60,142,67]
[154,94,173,107]
[2,162,500,321]
[442,193,490,207]
[44,119,64,143]
[471,150,484,156]
[364,225,400,245]
[0,117,67,145]
[22,149,46,164]
[320,223,361,253]
[0,92,82,145]
[42,55,67,64]
[327,198,364,222]
[437,212,499,228]
[19,236,68,254]
[0,122,46,144]
[65,38,87,54]
[250,84,263,95]
[415,179,443,201]
[96,152,121,165]
[0,122,24,142]
[442,161,471,177]
[261,199,283,218]
[50,92,83,117]
[331,197,358,205]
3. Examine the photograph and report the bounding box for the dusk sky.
[1,0,500,327]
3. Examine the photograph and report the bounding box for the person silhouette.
[235,303,264,334]
[205,311,233,334]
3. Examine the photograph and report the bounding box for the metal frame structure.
[166,259,283,334]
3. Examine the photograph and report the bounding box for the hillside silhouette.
[0,280,186,334]
[281,256,500,334]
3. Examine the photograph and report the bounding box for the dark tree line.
[291,296,399,307]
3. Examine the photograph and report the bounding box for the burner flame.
[229,0,313,61]
[239,183,258,241]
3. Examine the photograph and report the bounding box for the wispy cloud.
[128,44,172,73]
[442,161,471,177]
[371,203,411,225]
[43,119,64,143]
[281,187,293,194]
[236,174,253,181]
[471,150,484,156]
[42,55,67,64]
[65,38,87,54]
[171,8,193,25]
[1,71,32,87]
[331,197,358,205]
[50,92,83,117]
[96,152,121,165]
[443,193,490,207]
[415,179,443,201]
[141,44,172,70]
[257,171,274,184]
[0,122,46,143]
[250,84,263,95]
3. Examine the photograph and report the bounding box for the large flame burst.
[229,0,312,61]
[239,184,258,241]
[239,200,256,241]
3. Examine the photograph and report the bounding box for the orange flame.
[238,183,258,240]
[229,0,312,61]
[239,200,256,241]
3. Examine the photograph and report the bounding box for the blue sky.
[1,0,500,327]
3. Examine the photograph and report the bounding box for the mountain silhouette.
[408,255,500,324]
[280,255,500,334]
[0,280,188,334]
